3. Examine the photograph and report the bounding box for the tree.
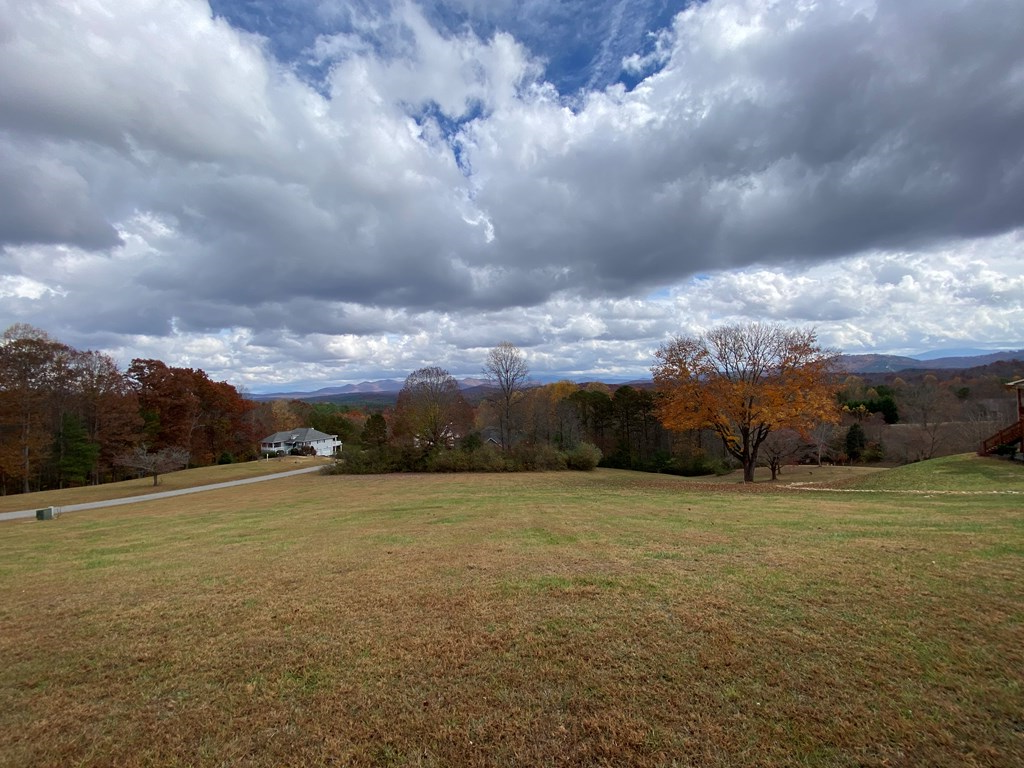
[360,413,389,449]
[75,350,141,485]
[808,421,837,467]
[521,381,581,449]
[483,342,530,449]
[610,385,660,469]
[189,373,256,464]
[309,403,359,447]
[128,359,201,449]
[652,323,838,483]
[567,386,614,456]
[55,413,99,487]
[845,423,867,463]
[116,445,190,486]
[129,360,254,464]
[759,428,804,481]
[393,367,473,451]
[0,325,69,493]
[898,374,957,460]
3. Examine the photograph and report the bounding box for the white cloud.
[1,0,1022,389]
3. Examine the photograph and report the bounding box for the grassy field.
[1,455,1022,766]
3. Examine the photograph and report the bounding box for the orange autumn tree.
[653,324,839,483]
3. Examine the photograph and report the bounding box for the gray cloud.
[0,0,1021,388]
[0,144,122,249]
[466,0,1024,296]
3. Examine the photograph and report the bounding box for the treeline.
[0,324,255,495]
[329,359,722,475]
[330,378,673,475]
[265,358,1024,471]
[6,322,1017,494]
[248,399,362,448]
[832,368,1023,463]
[510,382,684,472]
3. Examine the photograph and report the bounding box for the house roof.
[260,427,338,444]
[1007,379,1024,390]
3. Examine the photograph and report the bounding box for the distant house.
[260,428,341,457]
[479,427,503,447]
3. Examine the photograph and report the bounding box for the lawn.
[1,456,1022,766]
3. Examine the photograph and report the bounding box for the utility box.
[36,507,55,521]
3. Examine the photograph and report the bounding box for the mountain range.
[836,349,1023,374]
[250,350,1023,400]
[251,377,491,401]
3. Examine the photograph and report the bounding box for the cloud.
[0,143,122,249]
[1,0,1022,389]
[465,0,1024,294]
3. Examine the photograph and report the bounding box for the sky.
[1,0,1023,392]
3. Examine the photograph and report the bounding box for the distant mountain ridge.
[837,349,1023,373]
[250,350,1023,400]
[251,377,490,401]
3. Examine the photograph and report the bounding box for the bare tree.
[393,367,473,450]
[483,342,530,449]
[808,421,837,466]
[117,445,190,486]
[759,429,804,480]
[954,401,1002,454]
[0,325,70,493]
[899,375,957,460]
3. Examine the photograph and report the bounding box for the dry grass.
[677,463,887,487]
[1,460,1022,767]
[0,456,328,514]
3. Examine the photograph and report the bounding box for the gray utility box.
[36,507,55,521]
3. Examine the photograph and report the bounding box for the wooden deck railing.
[979,420,1024,455]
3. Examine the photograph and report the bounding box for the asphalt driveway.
[0,466,324,522]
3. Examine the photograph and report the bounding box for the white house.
[260,428,341,457]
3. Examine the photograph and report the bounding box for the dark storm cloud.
[464,0,1024,298]
[0,146,122,249]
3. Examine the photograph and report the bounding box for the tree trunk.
[22,443,30,494]
[743,457,755,483]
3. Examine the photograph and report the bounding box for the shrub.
[534,444,567,471]
[323,442,598,474]
[428,449,471,473]
[510,443,566,471]
[460,432,483,453]
[662,455,734,477]
[565,442,601,471]
[428,445,508,472]
[323,447,402,474]
[863,441,886,463]
[467,446,509,472]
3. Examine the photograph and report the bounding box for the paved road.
[0,466,324,522]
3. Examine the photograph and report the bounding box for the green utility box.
[36,507,55,521]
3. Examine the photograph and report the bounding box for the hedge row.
[321,442,602,475]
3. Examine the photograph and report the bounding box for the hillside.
[838,349,1023,373]
[2,465,1021,766]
